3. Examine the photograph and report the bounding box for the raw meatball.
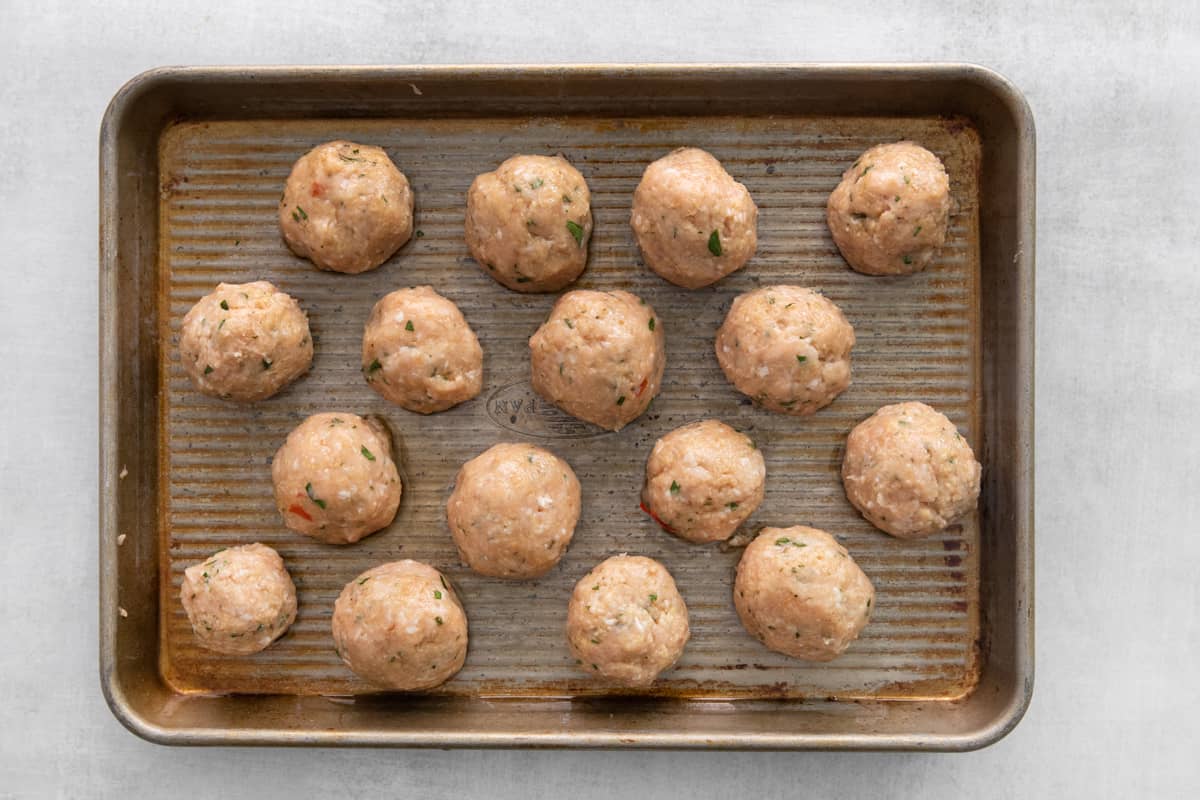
[446,443,581,579]
[362,286,483,414]
[331,560,468,691]
[279,140,414,274]
[272,412,401,544]
[178,281,312,402]
[529,290,665,431]
[180,543,297,655]
[641,420,765,543]
[715,285,855,415]
[734,526,874,662]
[465,154,593,292]
[630,147,758,288]
[566,555,689,687]
[826,141,951,276]
[842,401,982,538]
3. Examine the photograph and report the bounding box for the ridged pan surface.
[158,115,981,701]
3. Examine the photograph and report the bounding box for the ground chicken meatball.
[734,526,874,662]
[842,401,982,538]
[362,286,483,414]
[641,420,765,543]
[331,560,468,691]
[826,141,951,276]
[630,147,758,288]
[529,290,665,432]
[446,443,581,579]
[566,555,689,687]
[279,140,414,274]
[465,154,593,292]
[715,285,855,415]
[180,543,297,656]
[178,281,312,402]
[272,412,401,544]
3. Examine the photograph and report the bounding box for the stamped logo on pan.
[485,380,606,439]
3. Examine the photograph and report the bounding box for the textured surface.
[3,0,1198,796]
[159,115,980,700]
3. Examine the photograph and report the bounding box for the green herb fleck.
[219,299,229,310]
[405,320,415,332]
[361,446,375,461]
[913,225,922,237]
[648,317,656,331]
[902,254,913,265]
[305,482,326,510]
[796,355,807,364]
[564,318,574,329]
[860,164,873,177]
[670,480,681,495]
[649,593,658,602]
[296,206,308,220]
[616,395,626,406]
[203,365,213,375]
[592,584,600,591]
[727,502,739,510]
[291,210,300,222]
[531,177,544,189]
[367,358,382,373]
[261,358,272,370]
[358,576,370,585]
[434,616,444,626]
[440,575,449,590]
[562,194,572,204]
[776,537,790,546]
[707,230,722,256]
[415,229,424,238]
[217,319,226,331]
[566,220,584,245]
[434,590,442,600]
[903,173,911,185]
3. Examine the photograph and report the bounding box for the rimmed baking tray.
[99,64,1034,749]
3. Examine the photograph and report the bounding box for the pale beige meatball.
[446,443,581,579]
[529,290,665,432]
[566,555,689,687]
[180,544,297,656]
[715,285,855,415]
[631,147,758,288]
[641,420,765,544]
[734,526,874,662]
[331,560,468,691]
[826,141,951,276]
[272,412,401,545]
[279,140,414,274]
[465,154,593,292]
[842,401,982,538]
[178,281,312,402]
[362,286,483,414]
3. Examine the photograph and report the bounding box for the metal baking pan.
[99,64,1034,749]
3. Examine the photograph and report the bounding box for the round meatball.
[272,412,401,544]
[362,286,483,414]
[715,285,855,415]
[631,147,758,288]
[178,281,312,402]
[842,401,982,538]
[446,443,581,579]
[279,140,414,274]
[826,141,951,276]
[180,543,297,655]
[465,154,593,292]
[331,560,468,691]
[566,555,689,687]
[529,290,665,431]
[734,526,874,662]
[641,420,765,543]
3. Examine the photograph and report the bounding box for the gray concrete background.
[1,0,1196,797]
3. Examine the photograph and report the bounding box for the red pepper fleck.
[633,378,649,397]
[639,501,675,534]
[310,182,324,197]
[288,503,313,521]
